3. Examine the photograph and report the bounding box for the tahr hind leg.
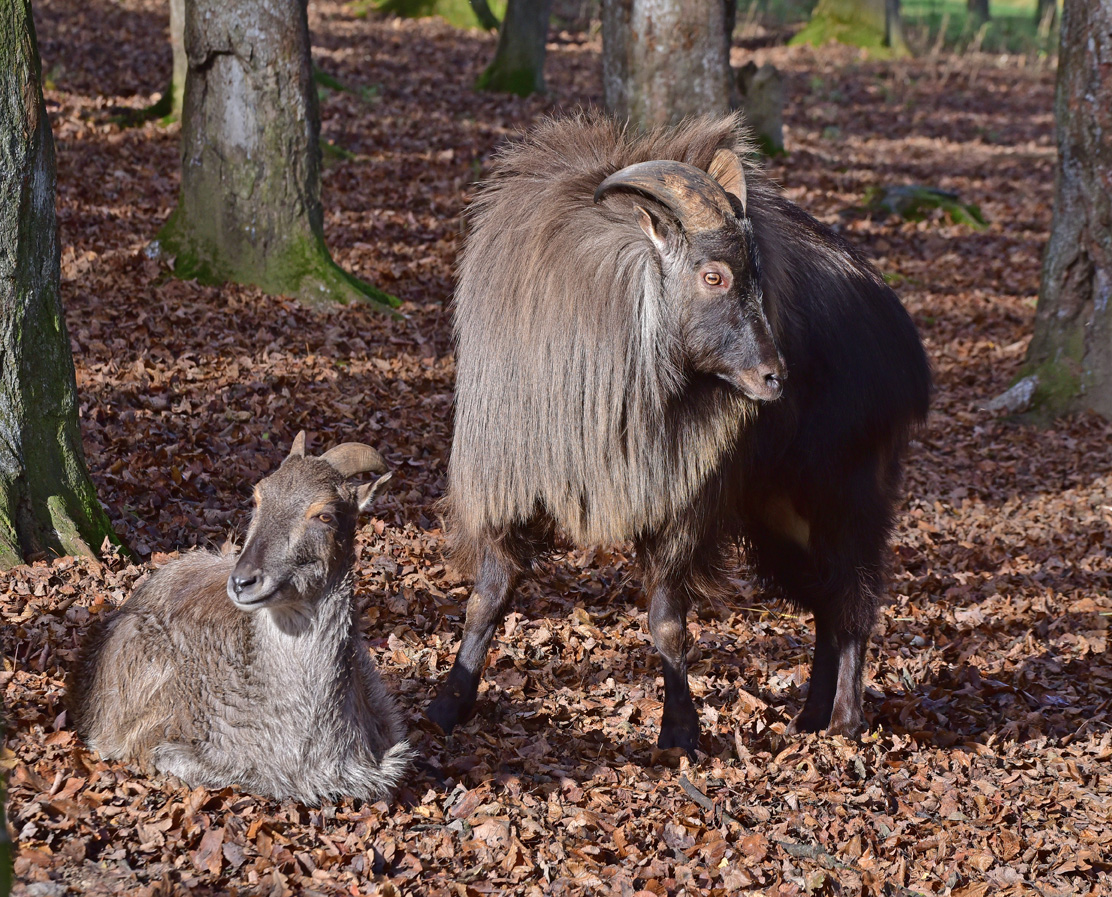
[787,601,872,737]
[744,489,884,739]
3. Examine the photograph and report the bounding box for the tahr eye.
[703,271,725,287]
[316,512,334,525]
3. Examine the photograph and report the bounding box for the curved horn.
[288,430,307,459]
[319,443,389,478]
[594,158,739,233]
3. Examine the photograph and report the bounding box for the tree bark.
[1021,0,1112,418]
[0,0,118,568]
[602,0,733,130]
[791,0,907,56]
[157,0,397,311]
[475,0,552,96]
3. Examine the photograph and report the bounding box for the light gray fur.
[71,443,413,805]
[448,114,757,567]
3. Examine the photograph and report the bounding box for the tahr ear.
[708,149,747,215]
[288,430,307,459]
[356,472,393,513]
[635,204,678,259]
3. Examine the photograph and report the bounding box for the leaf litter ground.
[6,2,1111,895]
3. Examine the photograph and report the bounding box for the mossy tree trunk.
[791,0,907,56]
[475,0,552,96]
[602,0,733,130]
[157,0,398,312]
[1020,0,1112,418]
[0,0,118,570]
[151,0,187,121]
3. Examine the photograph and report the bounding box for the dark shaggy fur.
[430,113,931,753]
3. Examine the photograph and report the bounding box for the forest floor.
[6,1,1111,895]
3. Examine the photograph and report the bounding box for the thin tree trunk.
[115,0,184,125]
[602,0,733,130]
[0,0,118,568]
[1021,0,1112,417]
[475,0,552,96]
[967,0,990,22]
[157,0,397,311]
[168,0,186,119]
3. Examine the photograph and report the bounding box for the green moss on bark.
[475,63,540,96]
[1020,328,1086,419]
[158,215,400,313]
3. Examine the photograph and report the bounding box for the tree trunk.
[791,0,907,56]
[602,0,733,130]
[475,0,552,96]
[157,0,398,311]
[1020,0,1112,418]
[167,0,186,119]
[967,0,990,22]
[470,0,500,30]
[115,0,184,126]
[0,0,118,568]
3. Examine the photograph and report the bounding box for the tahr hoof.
[787,706,862,738]
[657,719,701,760]
[426,689,475,736]
[825,709,865,739]
[786,702,834,735]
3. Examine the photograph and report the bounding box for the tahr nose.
[750,358,785,401]
[229,569,260,596]
[763,369,784,399]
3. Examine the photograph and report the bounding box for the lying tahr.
[71,432,413,804]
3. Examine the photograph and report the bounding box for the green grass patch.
[355,0,506,29]
[900,0,1058,53]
